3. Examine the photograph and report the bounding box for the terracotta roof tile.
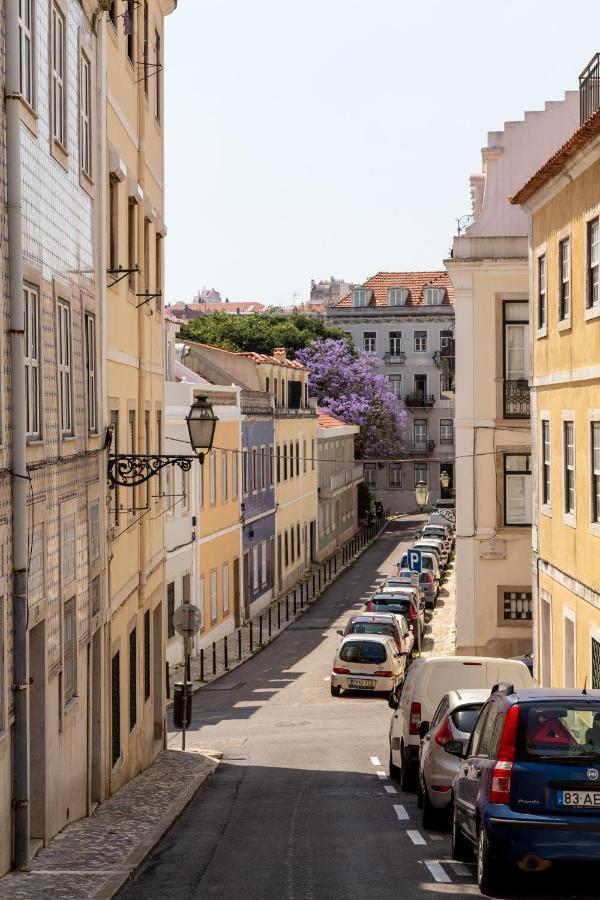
[335,271,454,308]
[317,411,354,429]
[511,107,600,205]
[240,351,306,370]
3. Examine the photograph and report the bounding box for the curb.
[93,756,219,899]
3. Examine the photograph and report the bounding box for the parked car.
[395,568,436,608]
[388,656,534,791]
[418,689,490,827]
[510,652,534,676]
[451,686,600,894]
[428,512,455,531]
[339,612,414,661]
[398,550,441,589]
[380,577,425,608]
[331,634,407,697]
[414,538,448,568]
[368,591,425,636]
[422,525,453,550]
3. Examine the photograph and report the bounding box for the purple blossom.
[296,339,407,458]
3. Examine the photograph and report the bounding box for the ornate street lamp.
[107,395,218,488]
[440,470,450,489]
[414,480,429,511]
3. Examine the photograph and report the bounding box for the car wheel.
[476,826,504,894]
[330,684,341,697]
[422,780,441,830]
[389,749,402,781]
[451,807,472,863]
[400,747,416,792]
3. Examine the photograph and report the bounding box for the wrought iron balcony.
[383,351,406,365]
[580,53,600,124]
[503,379,530,419]
[405,393,435,409]
[401,440,435,455]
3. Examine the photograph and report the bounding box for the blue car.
[449,685,600,894]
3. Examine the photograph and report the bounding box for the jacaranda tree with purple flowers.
[296,338,407,458]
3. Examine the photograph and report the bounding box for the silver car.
[417,688,490,828]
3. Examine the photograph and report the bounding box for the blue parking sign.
[407,549,422,573]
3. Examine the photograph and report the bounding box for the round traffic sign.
[173,603,202,637]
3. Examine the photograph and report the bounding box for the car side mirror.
[444,740,465,758]
[388,693,399,710]
[418,720,430,740]
[336,629,343,636]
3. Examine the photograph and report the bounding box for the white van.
[388,655,534,790]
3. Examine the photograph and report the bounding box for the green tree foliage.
[178,312,350,357]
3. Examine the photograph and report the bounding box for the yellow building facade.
[513,104,600,689]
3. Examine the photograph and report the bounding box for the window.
[80,53,92,178]
[424,287,444,305]
[261,446,266,489]
[388,374,402,399]
[363,332,376,352]
[564,611,576,689]
[290,527,295,563]
[181,468,189,512]
[261,541,267,586]
[156,410,162,498]
[128,410,136,508]
[109,176,119,270]
[91,574,100,616]
[111,411,120,524]
[209,452,216,504]
[414,462,427,486]
[440,330,452,350]
[364,464,376,486]
[143,0,149,95]
[61,514,76,586]
[143,218,150,291]
[111,651,120,766]
[126,0,135,63]
[232,451,239,499]
[352,289,368,307]
[414,419,427,451]
[222,563,229,614]
[296,440,300,476]
[592,636,600,690]
[242,449,248,494]
[85,314,97,433]
[588,218,599,309]
[276,445,280,483]
[414,331,427,352]
[288,443,293,479]
[18,0,34,107]
[389,465,402,488]
[440,419,453,444]
[252,448,257,490]
[542,419,551,507]
[502,590,532,622]
[283,444,288,480]
[389,331,402,356]
[24,285,40,438]
[128,200,137,291]
[154,29,161,121]
[199,575,205,626]
[273,378,278,407]
[221,451,228,502]
[144,610,150,701]
[252,546,258,591]
[281,379,285,407]
[564,421,575,515]
[592,423,600,523]
[167,582,175,639]
[51,4,66,146]
[388,288,408,306]
[540,592,552,687]
[559,238,570,320]
[29,525,44,603]
[297,523,301,559]
[144,411,151,507]
[64,598,76,704]
[89,501,100,561]
[504,301,530,417]
[504,454,532,525]
[210,568,217,621]
[311,439,315,471]
[129,627,137,731]
[58,301,73,435]
[284,531,289,567]
[537,254,546,329]
[302,440,307,474]
[155,234,162,305]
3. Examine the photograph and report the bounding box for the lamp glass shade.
[186,396,217,452]
[439,470,450,490]
[414,481,429,508]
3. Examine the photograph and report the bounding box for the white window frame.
[592,420,600,527]
[61,513,76,586]
[364,463,376,486]
[209,451,216,504]
[352,289,368,307]
[563,419,576,522]
[563,607,576,689]
[559,237,570,321]
[85,313,97,434]
[232,451,239,499]
[424,287,443,306]
[28,525,45,603]
[199,575,205,627]
[222,562,229,614]
[389,465,402,488]
[210,568,217,621]
[439,419,453,445]
[388,374,402,399]
[414,462,427,487]
[252,545,258,592]
[58,300,73,436]
[51,3,66,146]
[537,253,547,334]
[414,331,427,352]
[388,288,408,306]
[89,500,100,561]
[63,597,77,705]
[504,454,532,526]
[80,51,92,179]
[541,416,551,513]
[221,451,228,502]
[261,541,267,587]
[24,285,41,439]
[540,590,553,687]
[363,332,376,352]
[18,0,34,108]
[588,217,599,310]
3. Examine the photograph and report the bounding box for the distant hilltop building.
[168,288,265,319]
[310,276,354,307]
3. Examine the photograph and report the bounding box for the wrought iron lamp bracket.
[107,265,140,287]
[107,453,204,489]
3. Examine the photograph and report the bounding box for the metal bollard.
[238,629,242,661]
[318,568,321,589]
[212,642,217,675]
[286,593,289,621]
[259,614,263,645]
[312,573,316,595]
[300,582,304,608]
[250,621,253,652]
[224,636,228,670]
[334,555,337,574]
[200,648,205,682]
[293,588,297,615]
[268,606,272,637]
[277,600,281,630]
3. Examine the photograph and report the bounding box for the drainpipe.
[6,0,29,869]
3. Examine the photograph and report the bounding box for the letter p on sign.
[407,549,422,573]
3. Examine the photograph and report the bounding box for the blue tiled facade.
[242,419,276,606]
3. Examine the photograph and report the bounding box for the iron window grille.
[129,628,137,732]
[502,591,532,622]
[144,611,150,701]
[111,652,120,767]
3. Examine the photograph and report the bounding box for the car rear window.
[518,701,600,762]
[372,597,411,614]
[450,704,484,734]
[351,623,396,639]
[340,641,387,664]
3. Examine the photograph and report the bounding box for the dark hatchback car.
[450,685,600,894]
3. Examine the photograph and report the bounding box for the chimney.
[273,347,287,361]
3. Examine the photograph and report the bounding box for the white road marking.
[429,834,444,841]
[323,676,330,681]
[370,756,381,767]
[393,804,409,820]
[406,829,426,846]
[384,784,397,794]
[376,770,387,779]
[448,861,472,876]
[424,861,451,883]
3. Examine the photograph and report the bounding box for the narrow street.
[119,520,599,900]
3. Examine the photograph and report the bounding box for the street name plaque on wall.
[479,539,507,560]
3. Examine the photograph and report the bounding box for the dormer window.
[388,288,408,306]
[352,289,369,307]
[424,287,444,306]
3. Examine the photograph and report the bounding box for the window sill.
[563,512,577,529]
[51,138,69,173]
[584,304,600,322]
[64,696,78,717]
[557,318,571,333]
[541,504,552,518]
[19,99,38,138]
[536,326,548,340]
[79,168,95,199]
[588,522,600,539]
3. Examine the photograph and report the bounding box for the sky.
[163,0,598,308]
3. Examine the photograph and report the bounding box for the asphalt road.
[119,517,600,900]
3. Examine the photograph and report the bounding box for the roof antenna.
[582,676,588,695]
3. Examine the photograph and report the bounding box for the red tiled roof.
[317,411,354,429]
[335,271,454,308]
[511,107,600,205]
[168,301,265,314]
[240,351,306,370]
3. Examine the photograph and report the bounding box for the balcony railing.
[503,379,530,419]
[405,393,435,409]
[580,53,600,124]
[383,351,406,365]
[401,440,435,455]
[320,462,364,495]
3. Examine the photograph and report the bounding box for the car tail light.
[408,605,417,620]
[367,600,373,611]
[434,715,453,747]
[489,705,519,803]
[333,667,350,675]
[374,670,393,677]
[409,702,421,735]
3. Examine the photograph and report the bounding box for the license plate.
[556,790,600,808]
[349,678,375,689]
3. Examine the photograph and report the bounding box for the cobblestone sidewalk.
[422,555,457,656]
[0,750,218,900]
